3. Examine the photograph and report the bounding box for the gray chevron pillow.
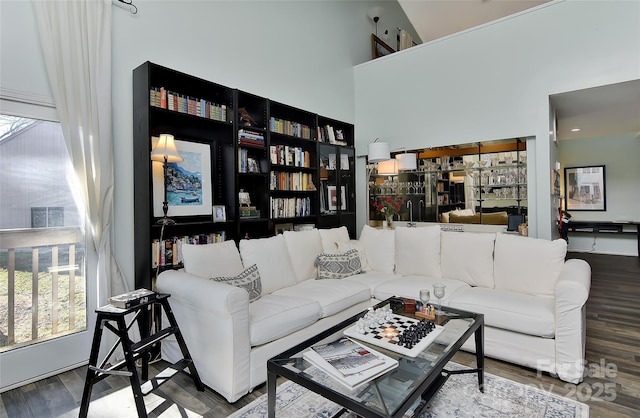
[315,249,362,280]
[211,264,262,302]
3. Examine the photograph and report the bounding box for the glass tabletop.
[268,298,484,418]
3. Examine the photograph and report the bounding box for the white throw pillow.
[359,225,395,273]
[181,240,244,278]
[283,229,324,282]
[211,264,262,302]
[336,240,370,271]
[318,226,350,253]
[394,226,442,277]
[441,231,496,288]
[493,233,567,296]
[239,235,297,294]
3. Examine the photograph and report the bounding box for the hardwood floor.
[1,252,638,417]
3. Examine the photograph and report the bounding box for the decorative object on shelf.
[274,223,294,235]
[151,133,183,225]
[152,139,213,217]
[372,195,404,228]
[564,165,606,211]
[238,107,256,126]
[213,205,226,223]
[371,34,395,59]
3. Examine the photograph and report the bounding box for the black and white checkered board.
[343,314,444,357]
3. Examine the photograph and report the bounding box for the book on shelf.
[108,288,155,309]
[303,337,398,389]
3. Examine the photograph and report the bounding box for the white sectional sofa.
[156,224,591,403]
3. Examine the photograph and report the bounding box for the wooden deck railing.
[0,227,85,351]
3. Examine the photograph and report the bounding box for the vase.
[385,216,393,229]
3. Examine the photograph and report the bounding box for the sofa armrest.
[554,258,591,383]
[156,270,252,402]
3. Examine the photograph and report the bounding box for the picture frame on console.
[564,165,606,211]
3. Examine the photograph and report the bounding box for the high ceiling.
[397,0,640,141]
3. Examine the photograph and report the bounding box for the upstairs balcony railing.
[0,227,86,352]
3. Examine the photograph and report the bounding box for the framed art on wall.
[564,165,606,211]
[153,139,213,217]
[371,34,395,59]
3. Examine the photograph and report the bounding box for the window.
[1,114,86,349]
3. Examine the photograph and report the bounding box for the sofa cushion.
[273,279,371,318]
[182,240,244,278]
[394,226,442,277]
[344,271,401,294]
[494,233,567,297]
[248,294,321,346]
[336,240,370,271]
[239,235,297,294]
[441,231,496,288]
[283,229,324,282]
[211,264,262,302]
[318,226,350,253]
[359,225,395,273]
[373,275,470,305]
[315,249,362,280]
[449,287,555,338]
[441,208,474,223]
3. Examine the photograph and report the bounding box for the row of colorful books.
[303,337,398,390]
[149,87,227,122]
[270,117,312,139]
[238,129,265,147]
[270,197,312,219]
[151,233,226,267]
[270,171,314,191]
[269,145,311,168]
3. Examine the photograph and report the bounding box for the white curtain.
[33,0,126,305]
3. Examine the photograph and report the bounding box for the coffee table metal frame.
[267,298,484,418]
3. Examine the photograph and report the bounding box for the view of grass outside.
[0,246,86,349]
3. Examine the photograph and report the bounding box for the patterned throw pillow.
[211,264,262,302]
[315,249,362,280]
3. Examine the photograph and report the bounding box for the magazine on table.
[303,337,398,389]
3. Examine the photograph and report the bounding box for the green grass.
[0,267,86,347]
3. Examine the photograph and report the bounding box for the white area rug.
[228,365,589,418]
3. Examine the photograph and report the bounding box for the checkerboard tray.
[343,308,444,358]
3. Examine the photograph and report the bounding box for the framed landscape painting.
[564,165,606,211]
[153,139,213,217]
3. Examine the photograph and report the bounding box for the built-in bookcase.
[133,61,355,289]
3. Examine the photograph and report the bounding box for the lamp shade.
[368,141,390,163]
[377,159,397,175]
[151,134,183,162]
[396,153,417,170]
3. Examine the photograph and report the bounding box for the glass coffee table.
[267,297,484,418]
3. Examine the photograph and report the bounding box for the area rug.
[228,364,589,418]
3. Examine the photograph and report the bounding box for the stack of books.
[303,337,398,389]
[108,288,155,309]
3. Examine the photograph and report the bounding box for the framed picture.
[213,205,226,222]
[371,34,395,59]
[294,223,315,232]
[564,165,606,211]
[340,186,347,211]
[153,139,213,217]
[327,185,337,211]
[274,223,294,235]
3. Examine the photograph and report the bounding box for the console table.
[566,221,640,256]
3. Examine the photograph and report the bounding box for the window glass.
[0,114,86,349]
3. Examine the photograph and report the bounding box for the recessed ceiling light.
[571,128,581,132]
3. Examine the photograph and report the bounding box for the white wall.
[558,133,640,256]
[1,0,419,288]
[353,0,640,239]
